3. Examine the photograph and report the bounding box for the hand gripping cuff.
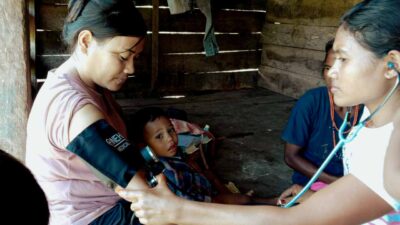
[66,119,143,188]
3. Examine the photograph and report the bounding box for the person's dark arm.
[212,193,278,205]
[284,143,338,184]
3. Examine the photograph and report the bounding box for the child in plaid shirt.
[130,107,275,204]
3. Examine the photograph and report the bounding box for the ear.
[76,30,93,54]
[385,50,400,79]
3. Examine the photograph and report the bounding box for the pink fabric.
[26,70,126,225]
[310,181,328,191]
[170,118,214,139]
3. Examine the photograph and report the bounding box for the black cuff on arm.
[66,119,143,188]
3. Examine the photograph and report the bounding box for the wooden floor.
[118,87,297,197]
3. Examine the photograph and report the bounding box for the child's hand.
[277,184,314,205]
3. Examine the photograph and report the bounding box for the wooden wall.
[258,0,360,99]
[0,0,31,160]
[34,0,266,98]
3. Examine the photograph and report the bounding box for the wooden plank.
[37,4,264,33]
[37,50,259,78]
[261,44,325,78]
[0,0,31,160]
[36,0,67,4]
[262,23,337,51]
[159,51,261,73]
[36,55,151,79]
[138,0,266,10]
[160,9,265,33]
[258,66,324,99]
[37,3,66,30]
[212,0,266,10]
[29,0,37,95]
[36,30,152,55]
[115,71,258,98]
[45,0,266,10]
[151,0,159,91]
[37,4,152,31]
[38,0,157,6]
[156,71,258,92]
[135,0,168,6]
[159,33,261,52]
[36,30,68,55]
[266,0,360,26]
[37,31,261,54]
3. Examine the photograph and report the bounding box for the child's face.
[143,116,178,157]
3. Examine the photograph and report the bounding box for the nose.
[165,133,173,142]
[328,63,338,79]
[124,58,135,75]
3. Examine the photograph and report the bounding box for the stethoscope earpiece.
[388,61,396,70]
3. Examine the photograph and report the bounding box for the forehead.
[333,27,372,57]
[103,36,145,53]
[144,117,172,132]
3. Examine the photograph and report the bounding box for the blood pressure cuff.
[66,119,144,188]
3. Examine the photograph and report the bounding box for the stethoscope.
[283,62,400,208]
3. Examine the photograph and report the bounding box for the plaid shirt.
[160,153,216,202]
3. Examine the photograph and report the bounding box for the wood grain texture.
[37,32,261,54]
[258,66,324,99]
[262,23,336,51]
[261,44,325,78]
[35,0,266,93]
[266,0,360,26]
[0,0,31,160]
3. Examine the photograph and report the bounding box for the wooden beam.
[29,0,37,95]
[0,0,32,161]
[151,0,159,91]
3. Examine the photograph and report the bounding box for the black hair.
[323,38,334,64]
[340,0,400,58]
[0,150,49,224]
[130,107,168,143]
[321,38,334,75]
[63,0,147,52]
[325,39,334,55]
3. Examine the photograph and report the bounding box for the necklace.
[328,90,360,147]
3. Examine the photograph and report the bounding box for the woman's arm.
[120,174,392,225]
[69,104,148,190]
[284,143,339,184]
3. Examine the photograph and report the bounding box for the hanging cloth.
[167,0,219,56]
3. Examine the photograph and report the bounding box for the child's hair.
[131,107,169,143]
[0,150,49,224]
[63,0,147,52]
[340,0,400,58]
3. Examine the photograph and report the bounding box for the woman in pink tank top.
[26,1,149,224]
